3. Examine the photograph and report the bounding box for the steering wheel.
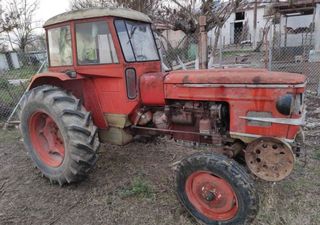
[136,55,148,61]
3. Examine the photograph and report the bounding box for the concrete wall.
[161,30,186,49]
[0,52,21,70]
[10,52,20,69]
[315,4,320,51]
[0,54,9,71]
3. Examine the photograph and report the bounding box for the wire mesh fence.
[161,27,320,94]
[271,32,320,93]
[0,51,47,124]
[0,27,319,125]
[158,32,199,70]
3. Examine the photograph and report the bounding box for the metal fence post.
[268,25,273,71]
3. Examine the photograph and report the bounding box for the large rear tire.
[176,153,259,225]
[19,85,99,185]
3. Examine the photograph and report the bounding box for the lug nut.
[205,192,216,201]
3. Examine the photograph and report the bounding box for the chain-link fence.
[0,51,47,124]
[271,31,320,93]
[161,27,320,94]
[158,32,199,70]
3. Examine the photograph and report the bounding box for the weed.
[0,129,20,143]
[120,177,153,199]
[312,149,320,160]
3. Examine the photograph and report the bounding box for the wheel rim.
[185,171,239,221]
[29,111,65,167]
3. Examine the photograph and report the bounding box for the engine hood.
[165,68,306,85]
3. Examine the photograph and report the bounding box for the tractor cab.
[43,7,161,85]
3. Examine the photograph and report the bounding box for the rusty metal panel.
[140,72,167,105]
[164,68,306,85]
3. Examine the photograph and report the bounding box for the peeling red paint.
[165,68,306,85]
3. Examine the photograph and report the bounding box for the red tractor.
[19,8,306,225]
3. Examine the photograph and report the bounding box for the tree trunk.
[209,27,221,60]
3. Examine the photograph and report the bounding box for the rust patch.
[165,69,306,85]
[252,76,262,84]
[245,137,294,182]
[182,75,190,83]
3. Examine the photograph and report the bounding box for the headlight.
[276,94,294,115]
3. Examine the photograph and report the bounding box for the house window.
[48,26,73,67]
[235,12,245,21]
[76,21,118,65]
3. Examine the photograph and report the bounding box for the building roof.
[272,0,320,15]
[44,7,152,27]
[235,1,267,12]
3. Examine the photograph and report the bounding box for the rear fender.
[28,72,107,128]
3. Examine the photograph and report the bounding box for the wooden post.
[198,16,208,69]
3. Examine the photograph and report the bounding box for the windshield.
[115,19,159,62]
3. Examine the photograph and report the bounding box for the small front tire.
[176,153,259,225]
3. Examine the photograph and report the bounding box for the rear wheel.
[176,153,259,225]
[19,85,99,185]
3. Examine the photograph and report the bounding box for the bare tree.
[156,0,243,62]
[254,3,276,52]
[70,0,242,33]
[69,0,242,46]
[26,33,46,52]
[5,0,39,52]
[0,0,20,50]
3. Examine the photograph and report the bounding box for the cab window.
[115,19,159,62]
[75,21,118,65]
[48,26,73,66]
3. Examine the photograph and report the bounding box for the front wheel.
[176,153,259,225]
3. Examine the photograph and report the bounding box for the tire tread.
[19,85,99,185]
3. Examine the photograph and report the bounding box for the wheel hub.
[185,171,238,221]
[201,184,217,202]
[245,137,295,181]
[29,111,65,167]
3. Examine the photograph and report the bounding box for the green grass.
[1,67,37,80]
[0,85,26,105]
[222,50,253,57]
[0,84,26,121]
[312,149,320,160]
[120,177,154,199]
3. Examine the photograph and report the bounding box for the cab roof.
[44,7,152,27]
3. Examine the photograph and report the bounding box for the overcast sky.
[35,0,70,25]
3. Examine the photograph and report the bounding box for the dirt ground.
[0,94,319,225]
